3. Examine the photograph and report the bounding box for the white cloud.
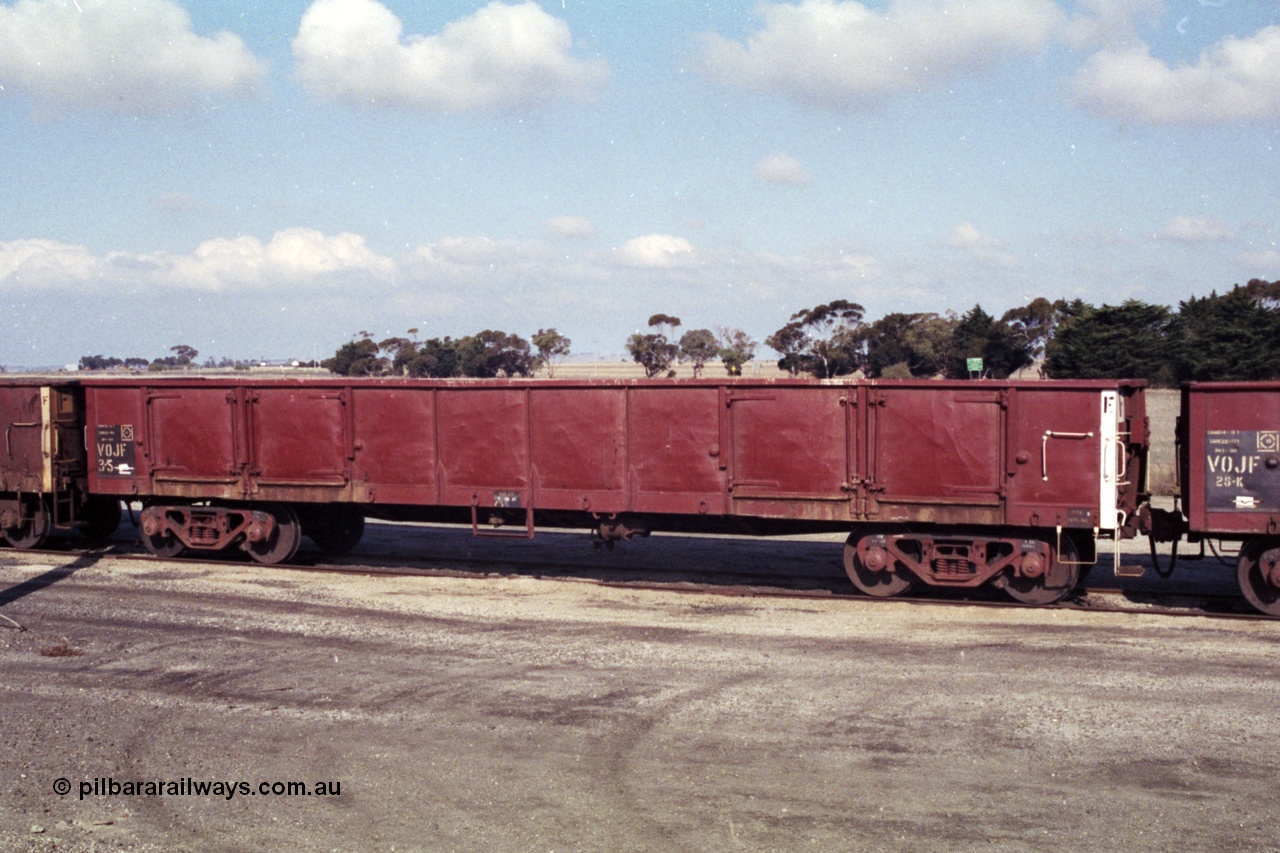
[1238,248,1280,271]
[1071,26,1280,124]
[0,0,267,115]
[546,216,599,239]
[0,238,99,284]
[1060,0,1165,51]
[698,0,1061,108]
[945,223,1003,250]
[0,229,395,292]
[943,223,1019,268]
[10,221,1259,367]
[616,234,695,268]
[1156,217,1233,243]
[170,229,396,289]
[800,245,885,285]
[755,152,811,185]
[400,236,569,299]
[293,0,609,111]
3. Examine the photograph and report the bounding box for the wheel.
[843,532,917,597]
[305,507,365,556]
[4,498,50,549]
[247,505,302,565]
[1237,540,1280,617]
[141,528,185,558]
[1004,536,1080,605]
[80,496,123,541]
[139,505,185,557]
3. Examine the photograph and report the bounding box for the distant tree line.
[78,345,212,372]
[76,344,318,373]
[1045,281,1280,384]
[624,315,758,378]
[85,278,1272,385]
[324,328,572,378]
[761,279,1280,386]
[323,278,1280,385]
[323,321,759,379]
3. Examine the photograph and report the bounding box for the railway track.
[0,529,1267,623]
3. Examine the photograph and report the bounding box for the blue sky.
[1,0,1277,367]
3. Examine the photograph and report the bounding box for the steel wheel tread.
[80,496,123,542]
[305,508,365,556]
[248,505,302,565]
[141,527,185,558]
[1004,537,1080,605]
[4,499,50,549]
[1237,540,1280,617]
[843,533,917,598]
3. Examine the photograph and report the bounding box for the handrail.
[1041,431,1093,481]
[5,422,39,457]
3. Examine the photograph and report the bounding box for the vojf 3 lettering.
[1207,452,1258,489]
[94,424,135,476]
[96,441,130,474]
[1207,453,1259,475]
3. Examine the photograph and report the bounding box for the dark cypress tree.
[1044,300,1174,384]
[1170,285,1280,382]
[947,304,1033,379]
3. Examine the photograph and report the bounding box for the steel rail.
[0,538,1268,622]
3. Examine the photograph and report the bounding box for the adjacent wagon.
[1159,382,1280,615]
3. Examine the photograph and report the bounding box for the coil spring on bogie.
[933,556,975,578]
[187,512,223,545]
[932,543,976,578]
[188,524,220,544]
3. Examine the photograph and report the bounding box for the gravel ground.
[2,530,1280,853]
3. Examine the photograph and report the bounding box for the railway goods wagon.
[0,381,119,547]
[71,376,1147,605]
[1164,382,1280,615]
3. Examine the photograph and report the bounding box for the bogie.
[1237,539,1280,617]
[843,528,1082,604]
[2,497,51,549]
[137,503,303,565]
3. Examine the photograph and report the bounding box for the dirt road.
[2,541,1278,852]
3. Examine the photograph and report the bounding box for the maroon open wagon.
[1170,382,1280,614]
[73,376,1147,604]
[0,381,119,546]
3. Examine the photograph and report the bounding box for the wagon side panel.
[627,386,725,515]
[726,386,851,521]
[1005,386,1112,531]
[248,385,350,501]
[85,384,145,496]
[437,387,530,509]
[142,386,242,499]
[0,384,47,493]
[867,385,1004,525]
[530,387,627,514]
[350,386,438,506]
